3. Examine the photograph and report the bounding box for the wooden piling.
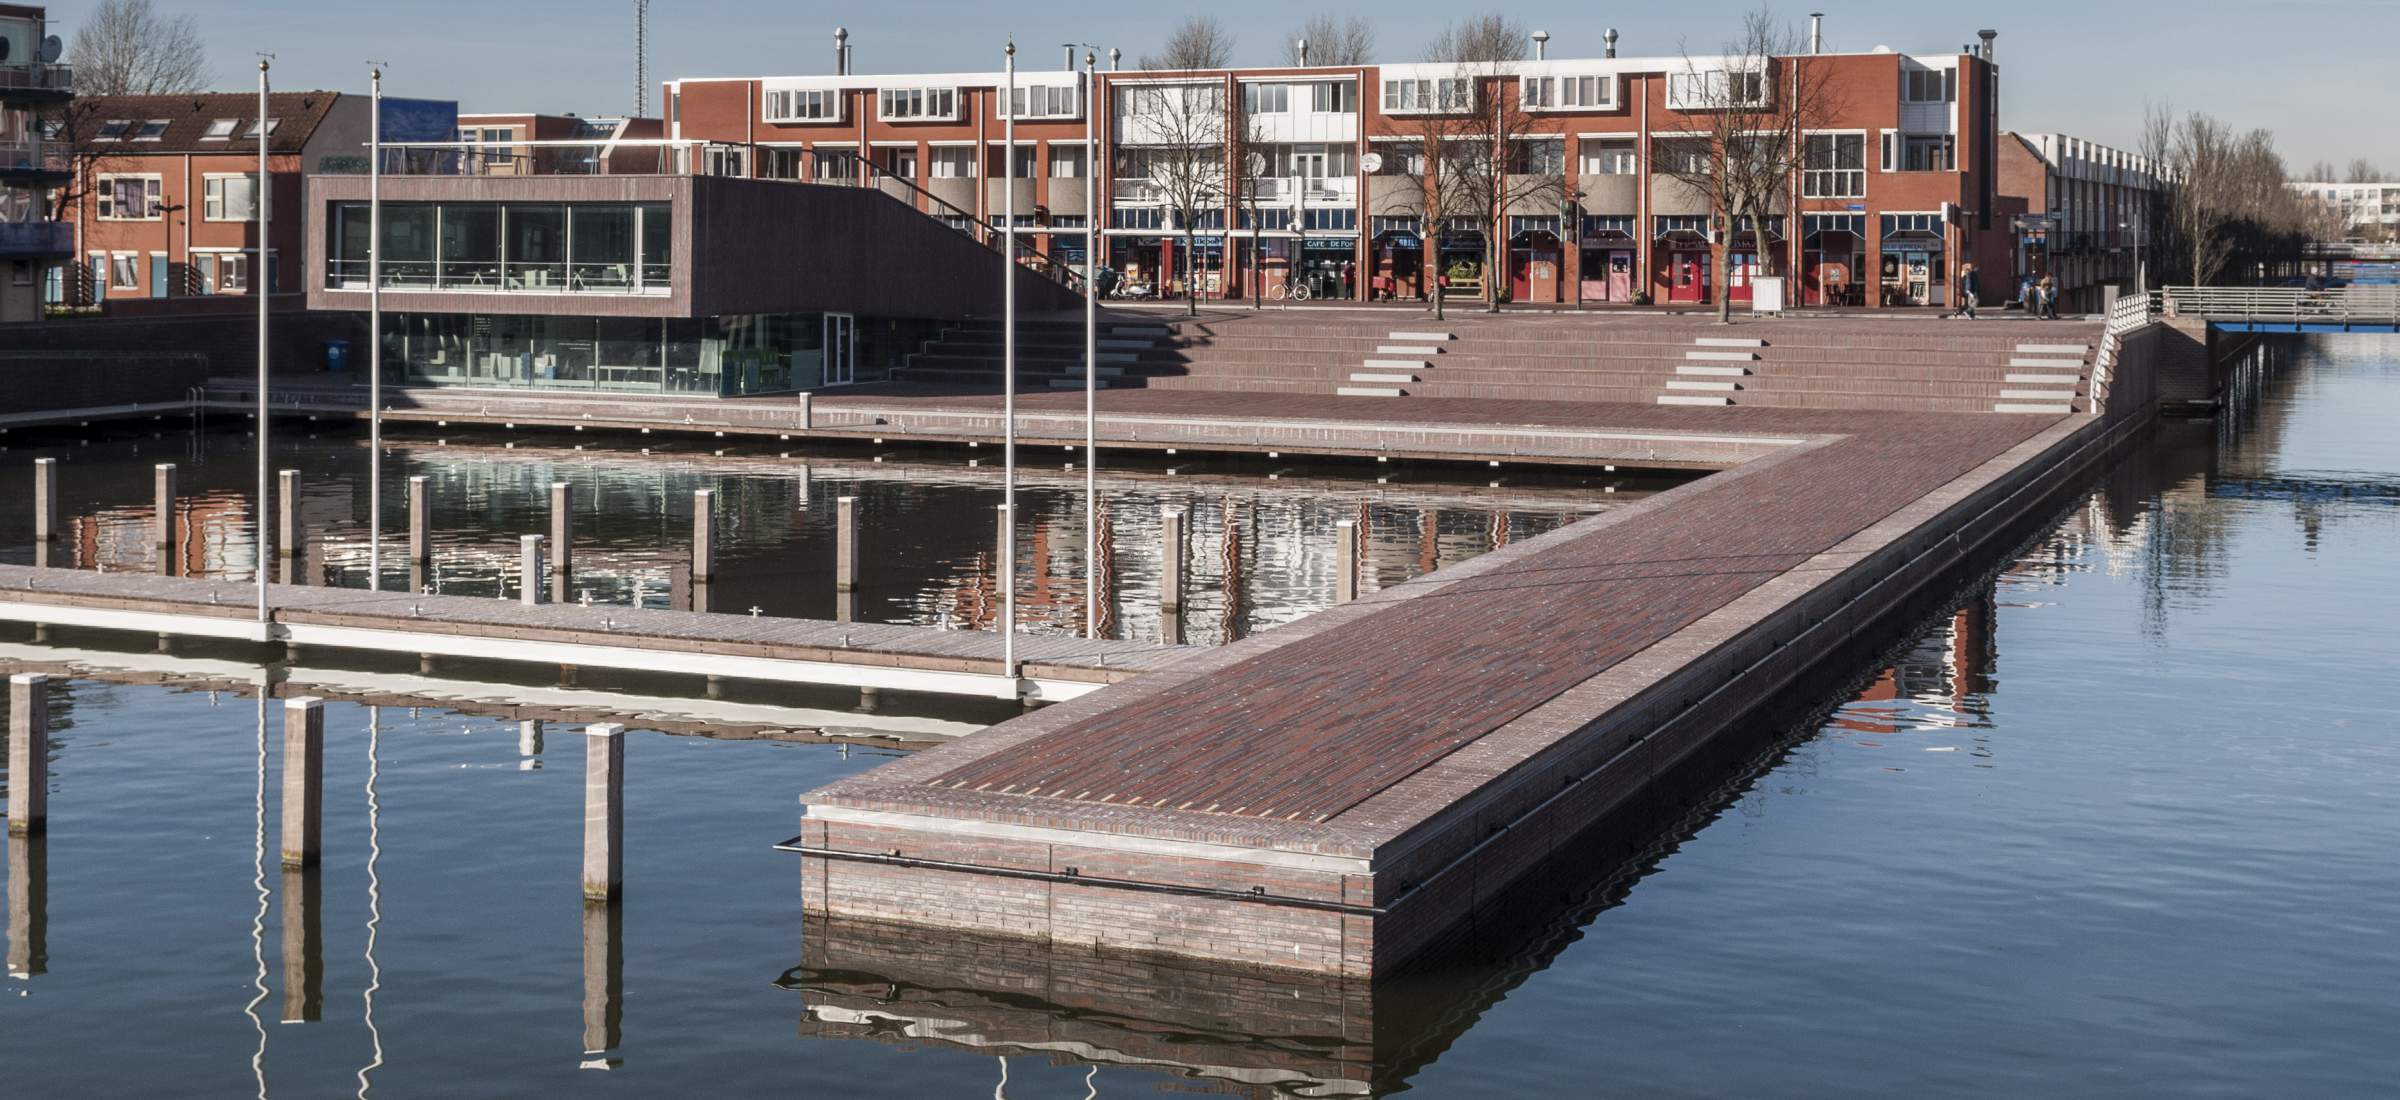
[520,535,545,606]
[280,697,324,868]
[6,833,44,978]
[277,468,301,557]
[581,899,623,1059]
[1335,520,1359,604]
[7,674,48,836]
[1160,508,1187,613]
[582,723,624,901]
[407,475,431,564]
[835,495,858,593]
[151,463,176,548]
[692,489,715,585]
[549,482,573,579]
[279,866,323,1022]
[32,458,59,544]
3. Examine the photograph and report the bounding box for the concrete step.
[2005,372,2082,384]
[1693,337,1768,348]
[1999,388,2079,401]
[1376,345,1445,355]
[1665,379,1740,392]
[1656,394,1732,407]
[1097,338,1155,350]
[2015,343,2091,355]
[1387,330,1456,341]
[1110,324,1172,336]
[1676,364,1753,377]
[1047,378,1114,390]
[1685,350,1760,362]
[2008,356,2085,369]
[1349,371,1419,384]
[1335,385,1406,397]
[1994,402,2074,414]
[1362,359,1432,370]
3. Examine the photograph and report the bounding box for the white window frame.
[764,87,843,123]
[928,146,976,179]
[194,249,257,293]
[877,86,961,122]
[96,174,164,220]
[1048,144,1086,179]
[1308,81,1354,113]
[93,119,131,142]
[110,251,140,289]
[202,172,259,221]
[1005,83,1083,120]
[1667,68,1770,110]
[1802,131,1867,199]
[1580,141,1637,176]
[1241,82,1290,115]
[200,117,239,141]
[245,118,280,138]
[132,118,170,141]
[1903,67,1957,104]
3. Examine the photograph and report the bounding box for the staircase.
[1992,341,2095,414]
[1657,337,1763,407]
[1336,330,1457,397]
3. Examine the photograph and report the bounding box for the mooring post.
[582,723,624,902]
[1160,507,1187,613]
[407,475,431,564]
[32,458,59,545]
[520,534,546,606]
[691,489,715,586]
[279,865,323,1023]
[1335,519,1359,604]
[7,674,48,837]
[835,495,858,593]
[280,697,324,868]
[151,463,177,548]
[277,468,301,557]
[796,390,813,432]
[550,482,573,580]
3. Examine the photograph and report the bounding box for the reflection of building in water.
[1831,591,1995,736]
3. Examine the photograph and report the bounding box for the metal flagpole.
[1001,40,1018,681]
[256,58,272,626]
[368,66,384,591]
[1082,48,1098,640]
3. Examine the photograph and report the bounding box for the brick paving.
[809,397,2062,830]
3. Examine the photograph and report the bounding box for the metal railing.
[0,64,73,94]
[2162,285,2400,324]
[2089,290,2160,414]
[0,220,71,256]
[369,139,750,178]
[808,151,1088,294]
[324,258,672,295]
[0,141,68,174]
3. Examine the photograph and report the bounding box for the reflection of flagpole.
[355,706,385,1099]
[1083,48,1100,641]
[245,690,271,1099]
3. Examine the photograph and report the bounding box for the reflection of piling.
[32,458,59,545]
[151,463,177,548]
[6,834,44,978]
[1160,508,1187,614]
[691,489,715,586]
[406,476,431,565]
[550,482,574,580]
[520,535,546,606]
[582,724,623,902]
[580,899,624,1065]
[277,469,301,557]
[1334,520,1359,604]
[835,496,858,593]
[519,719,544,760]
[7,674,48,836]
[280,697,324,868]
[278,866,323,1023]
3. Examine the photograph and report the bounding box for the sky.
[54,0,2400,170]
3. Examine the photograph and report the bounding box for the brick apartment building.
[0,2,70,323]
[660,23,2014,309]
[450,111,667,175]
[1997,132,2166,313]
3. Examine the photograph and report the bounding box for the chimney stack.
[1063,44,1074,71]
[1603,27,1619,59]
[1296,38,1309,66]
[834,26,850,76]
[1531,29,1549,61]
[1809,13,1824,54]
[1977,28,1997,63]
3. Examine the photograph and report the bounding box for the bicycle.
[1268,279,1313,303]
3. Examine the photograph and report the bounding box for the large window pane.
[507,206,566,290]
[640,204,671,288]
[382,205,436,287]
[438,203,501,288]
[332,202,370,285]
[570,206,636,291]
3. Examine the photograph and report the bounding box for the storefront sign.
[1302,238,1355,252]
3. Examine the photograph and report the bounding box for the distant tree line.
[2139,106,2341,286]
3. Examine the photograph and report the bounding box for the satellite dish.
[1243,151,1267,177]
[0,38,10,62]
[40,34,64,64]
[1359,151,1384,174]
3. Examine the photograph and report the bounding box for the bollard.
[277,468,301,557]
[1334,520,1359,604]
[795,391,814,432]
[835,496,858,593]
[407,476,431,564]
[691,489,715,585]
[32,458,59,544]
[8,674,49,836]
[520,535,546,606]
[582,724,624,901]
[550,482,574,579]
[280,697,324,868]
[152,463,177,548]
[279,866,323,1023]
[1160,508,1187,613]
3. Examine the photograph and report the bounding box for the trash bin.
[324,339,350,373]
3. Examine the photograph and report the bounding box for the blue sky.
[63,0,2400,169]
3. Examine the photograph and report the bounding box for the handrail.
[2162,285,2400,324]
[2088,290,2159,415]
[814,150,1088,295]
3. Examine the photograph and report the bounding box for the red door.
[1510,248,1532,300]
[1727,251,1756,304]
[1669,251,1707,303]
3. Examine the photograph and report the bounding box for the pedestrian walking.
[1953,263,1982,319]
[2037,273,2059,319]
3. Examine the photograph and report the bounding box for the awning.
[1376,232,1422,249]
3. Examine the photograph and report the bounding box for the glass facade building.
[327,200,672,294]
[380,311,940,396]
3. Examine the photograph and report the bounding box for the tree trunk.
[1715,231,1733,325]
[1433,279,1446,321]
[1185,228,1199,317]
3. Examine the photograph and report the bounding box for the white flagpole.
[1082,49,1099,640]
[368,65,384,591]
[256,58,272,625]
[1001,40,1018,683]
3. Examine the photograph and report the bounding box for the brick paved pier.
[783,313,2170,977]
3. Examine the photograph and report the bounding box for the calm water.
[5,336,2398,1096]
[0,427,1631,647]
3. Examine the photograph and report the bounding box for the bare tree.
[2143,104,2318,285]
[68,0,208,96]
[1658,8,1846,322]
[1381,15,1547,318]
[2300,160,2338,183]
[1116,80,1229,315]
[1138,17,1236,71]
[1284,15,1375,66]
[2344,158,2385,184]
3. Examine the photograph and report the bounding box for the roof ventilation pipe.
[1809,13,1823,54]
[1603,28,1618,59]
[1531,30,1549,61]
[1296,39,1308,66]
[834,27,850,76]
[1978,28,1997,64]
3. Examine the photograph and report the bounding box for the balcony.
[0,63,73,99]
[0,220,71,257]
[0,141,69,179]
[1112,179,1165,204]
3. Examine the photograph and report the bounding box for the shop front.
[1109,234,1227,300]
[1578,215,1637,303]
[1438,218,1488,300]
[1802,213,1866,307]
[1370,216,1424,301]
[1654,216,1712,305]
[1506,216,1562,304]
[1298,237,1358,300]
[1725,216,1785,306]
[1876,212,1947,308]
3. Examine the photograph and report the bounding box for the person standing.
[2037,273,2059,319]
[1953,263,1982,319]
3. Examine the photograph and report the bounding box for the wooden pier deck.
[0,564,1190,701]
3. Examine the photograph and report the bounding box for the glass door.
[823,313,855,386]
